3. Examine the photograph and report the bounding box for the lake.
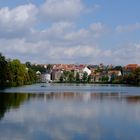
[0,84,140,140]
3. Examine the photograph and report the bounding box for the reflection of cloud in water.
[0,92,140,140]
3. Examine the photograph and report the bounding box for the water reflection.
[0,92,140,140]
[1,92,140,120]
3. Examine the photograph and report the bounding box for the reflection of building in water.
[1,92,140,121]
[13,92,140,104]
[28,92,128,102]
[83,92,91,102]
[126,96,140,103]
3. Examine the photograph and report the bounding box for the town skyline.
[0,0,140,65]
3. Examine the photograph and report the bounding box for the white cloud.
[40,0,84,21]
[0,4,38,37]
[64,29,89,41]
[113,43,140,64]
[116,23,140,33]
[0,38,100,64]
[0,18,139,65]
[64,22,106,42]
[0,1,139,65]
[99,43,140,65]
[90,22,104,32]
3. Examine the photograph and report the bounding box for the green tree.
[101,76,109,82]
[132,68,140,85]
[122,68,140,85]
[87,75,91,83]
[8,60,25,86]
[82,72,88,83]
[68,71,75,82]
[76,72,80,83]
[47,64,52,72]
[31,65,46,74]
[59,75,64,83]
[0,53,8,88]
[63,70,69,81]
[27,68,37,84]
[25,61,32,68]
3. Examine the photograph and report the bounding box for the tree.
[8,59,36,86]
[82,72,88,83]
[47,64,52,72]
[0,53,8,88]
[132,68,140,85]
[28,68,37,83]
[8,60,25,86]
[31,65,46,74]
[101,76,109,82]
[87,75,91,83]
[68,71,75,82]
[0,54,37,88]
[76,72,80,83]
[25,61,32,68]
[59,75,64,83]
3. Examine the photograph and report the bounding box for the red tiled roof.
[125,64,139,70]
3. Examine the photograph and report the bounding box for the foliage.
[68,71,75,82]
[0,53,37,88]
[63,70,69,81]
[82,72,88,83]
[76,72,80,83]
[0,93,30,120]
[123,68,140,85]
[46,64,53,73]
[30,64,46,74]
[0,53,8,87]
[59,75,64,83]
[87,75,91,83]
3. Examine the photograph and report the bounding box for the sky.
[0,0,140,65]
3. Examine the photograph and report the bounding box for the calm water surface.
[0,84,140,140]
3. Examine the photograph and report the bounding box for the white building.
[83,67,91,76]
[45,74,51,82]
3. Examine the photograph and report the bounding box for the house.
[51,69,63,81]
[83,67,91,76]
[94,73,102,82]
[45,74,51,82]
[108,70,122,77]
[125,64,139,71]
[123,64,139,75]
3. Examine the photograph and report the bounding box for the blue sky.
[0,0,140,65]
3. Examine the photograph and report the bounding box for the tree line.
[59,70,91,83]
[122,68,140,86]
[0,53,37,88]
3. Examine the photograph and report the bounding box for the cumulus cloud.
[0,0,139,65]
[90,22,104,32]
[0,4,38,38]
[40,0,84,21]
[99,43,140,65]
[116,23,140,33]
[113,43,140,64]
[0,38,100,64]
[1,17,139,65]
[0,19,108,64]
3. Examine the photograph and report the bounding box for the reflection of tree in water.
[1,92,140,120]
[0,93,29,120]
